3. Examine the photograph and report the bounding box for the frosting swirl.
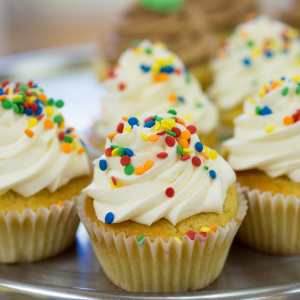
[95,40,218,141]
[224,76,300,182]
[84,111,235,226]
[208,15,300,112]
[0,81,90,197]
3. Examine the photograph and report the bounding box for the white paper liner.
[77,187,247,292]
[0,194,85,263]
[236,183,300,255]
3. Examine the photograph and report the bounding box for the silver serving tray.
[0,44,300,300]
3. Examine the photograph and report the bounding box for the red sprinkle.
[15,82,22,87]
[175,69,181,74]
[192,156,201,167]
[119,82,126,91]
[27,80,33,87]
[156,131,167,136]
[120,155,131,166]
[111,176,117,186]
[14,88,20,93]
[186,230,196,240]
[187,138,191,145]
[20,102,29,109]
[292,113,300,123]
[107,68,116,78]
[200,232,207,238]
[58,132,65,141]
[165,136,176,147]
[37,114,44,121]
[144,116,154,123]
[105,148,113,156]
[117,122,124,133]
[29,103,38,113]
[157,152,168,158]
[166,187,175,198]
[1,80,9,87]
[171,127,181,137]
[180,154,191,161]
[24,90,31,96]
[186,125,197,134]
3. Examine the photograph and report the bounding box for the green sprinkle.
[18,92,26,102]
[12,103,19,113]
[124,164,134,175]
[145,47,152,54]
[167,109,177,115]
[1,100,12,109]
[131,40,140,46]
[177,145,183,156]
[247,40,254,47]
[64,135,73,143]
[110,139,112,143]
[251,79,259,86]
[186,75,191,84]
[156,117,163,122]
[255,106,261,115]
[30,91,38,96]
[296,86,300,94]
[19,84,28,91]
[110,145,118,149]
[166,131,176,136]
[204,166,209,170]
[137,235,144,242]
[53,115,63,123]
[47,98,54,106]
[118,147,125,157]
[153,114,158,121]
[282,87,289,96]
[18,104,24,114]
[55,100,64,108]
[196,103,203,108]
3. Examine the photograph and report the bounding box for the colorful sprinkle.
[171,127,181,137]
[157,152,168,158]
[186,230,196,240]
[108,133,118,140]
[120,155,131,166]
[123,125,132,133]
[135,167,145,175]
[148,134,159,142]
[186,125,197,134]
[99,159,107,171]
[144,120,155,128]
[128,117,139,126]
[144,160,153,170]
[165,136,175,147]
[124,164,134,175]
[282,86,289,96]
[165,187,175,198]
[124,148,134,157]
[208,150,218,160]
[1,100,12,109]
[105,212,114,224]
[192,156,201,167]
[117,147,125,157]
[180,154,191,161]
[117,122,124,133]
[283,116,294,125]
[167,109,177,115]
[62,143,72,154]
[177,145,183,156]
[179,139,188,149]
[141,133,148,141]
[209,170,216,179]
[266,125,275,133]
[24,129,34,138]
[195,142,203,153]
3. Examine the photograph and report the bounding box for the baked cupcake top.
[209,15,300,112]
[84,110,236,226]
[95,40,218,140]
[0,80,90,197]
[224,76,300,182]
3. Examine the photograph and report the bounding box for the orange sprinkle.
[78,146,85,154]
[62,143,72,154]
[68,127,75,131]
[179,139,188,149]
[177,117,186,127]
[38,93,47,102]
[148,134,159,142]
[135,167,145,175]
[271,82,280,90]
[0,95,6,101]
[210,225,217,233]
[58,201,63,207]
[44,119,54,129]
[153,73,169,82]
[169,93,176,102]
[144,160,153,170]
[69,133,76,138]
[201,152,209,160]
[283,116,294,126]
[108,133,118,140]
[122,116,129,121]
[24,129,34,138]
[181,130,190,140]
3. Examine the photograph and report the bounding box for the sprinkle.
[1,100,12,109]
[28,118,38,128]
[144,120,155,128]
[112,148,119,156]
[293,112,300,122]
[165,187,175,198]
[260,106,272,115]
[62,143,72,154]
[167,109,177,115]
[156,130,166,136]
[166,131,176,137]
[128,117,139,126]
[167,118,176,128]
[243,58,251,66]
[192,156,201,167]
[195,142,203,153]
[124,148,134,157]
[122,116,128,121]
[137,235,144,242]
[210,225,217,233]
[0,95,6,101]
[58,201,63,207]
[283,116,294,125]
[144,160,153,170]
[105,212,114,224]
[110,176,119,189]
[183,148,193,154]
[255,106,261,115]
[64,135,73,144]
[118,147,125,157]
[141,133,148,141]
[186,125,197,134]
[53,115,63,123]
[108,133,118,140]
[266,125,275,133]
[178,96,185,103]
[24,129,34,138]
[120,155,131,166]
[148,134,159,142]
[140,65,151,72]
[209,170,216,179]
[200,227,211,233]
[177,145,183,156]
[201,152,209,160]
[161,124,171,131]
[169,93,176,102]
[282,86,289,96]
[118,83,126,91]
[184,115,193,121]
[186,231,196,240]
[157,152,168,158]
[24,109,33,116]
[153,122,161,131]
[165,136,175,147]
[181,130,190,140]
[144,116,154,123]
[180,154,190,161]
[171,127,181,137]
[153,73,168,82]
[179,139,188,149]
[117,122,124,133]
[123,125,132,133]
[58,132,65,141]
[124,164,134,175]
[247,98,257,104]
[78,147,85,154]
[292,75,299,82]
[208,150,218,160]
[45,106,54,116]
[46,99,54,106]
[55,100,64,108]
[135,167,145,175]
[204,166,209,170]
[99,159,107,171]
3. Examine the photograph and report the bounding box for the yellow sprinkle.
[292,75,299,82]
[154,58,165,66]
[263,83,268,90]
[250,114,257,117]
[266,125,275,133]
[247,98,257,104]
[112,148,119,156]
[167,118,176,128]
[252,48,261,56]
[59,120,65,129]
[8,88,13,95]
[141,133,148,141]
[161,125,171,131]
[183,148,193,154]
[110,179,120,189]
[184,115,193,121]
[72,140,78,150]
[12,95,22,101]
[168,54,174,63]
[28,118,38,128]
[153,122,161,131]
[28,96,36,103]
[152,64,160,73]
[174,237,181,243]
[161,120,172,127]
[204,146,208,153]
[200,227,211,233]
[45,106,54,116]
[155,41,167,49]
[259,90,265,98]
[208,150,218,160]
[134,47,141,54]
[123,125,131,133]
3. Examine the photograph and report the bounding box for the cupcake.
[79,110,247,292]
[208,15,300,127]
[98,0,217,88]
[91,40,219,151]
[0,80,91,263]
[224,76,300,255]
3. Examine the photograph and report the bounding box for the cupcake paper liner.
[0,194,85,263]
[237,184,300,255]
[77,187,247,292]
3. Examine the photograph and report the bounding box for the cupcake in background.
[79,110,247,292]
[208,15,300,127]
[224,76,300,255]
[0,80,91,263]
[91,40,219,151]
[98,0,216,89]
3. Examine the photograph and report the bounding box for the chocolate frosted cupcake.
[79,110,247,292]
[99,0,216,88]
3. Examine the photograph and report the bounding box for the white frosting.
[209,15,300,111]
[84,112,235,226]
[224,77,300,182]
[95,40,218,140]
[0,83,90,197]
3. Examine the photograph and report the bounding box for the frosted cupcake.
[92,40,219,150]
[99,0,216,88]
[0,80,91,263]
[209,15,300,126]
[224,76,300,255]
[79,110,247,292]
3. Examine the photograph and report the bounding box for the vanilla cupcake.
[224,76,300,255]
[0,80,91,263]
[209,15,300,126]
[91,40,219,150]
[79,110,247,292]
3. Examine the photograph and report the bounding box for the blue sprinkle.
[32,84,38,88]
[209,170,216,179]
[65,129,72,134]
[281,76,285,81]
[124,148,134,157]
[178,96,185,103]
[140,65,151,72]
[160,66,174,74]
[34,99,44,106]
[99,159,107,171]
[260,106,272,115]
[128,117,139,126]
[105,212,114,224]
[35,106,43,116]
[144,120,155,128]
[195,142,203,153]
[265,50,273,57]
[80,140,86,147]
[243,58,251,66]
[0,88,4,95]
[14,87,18,92]
[24,109,33,116]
